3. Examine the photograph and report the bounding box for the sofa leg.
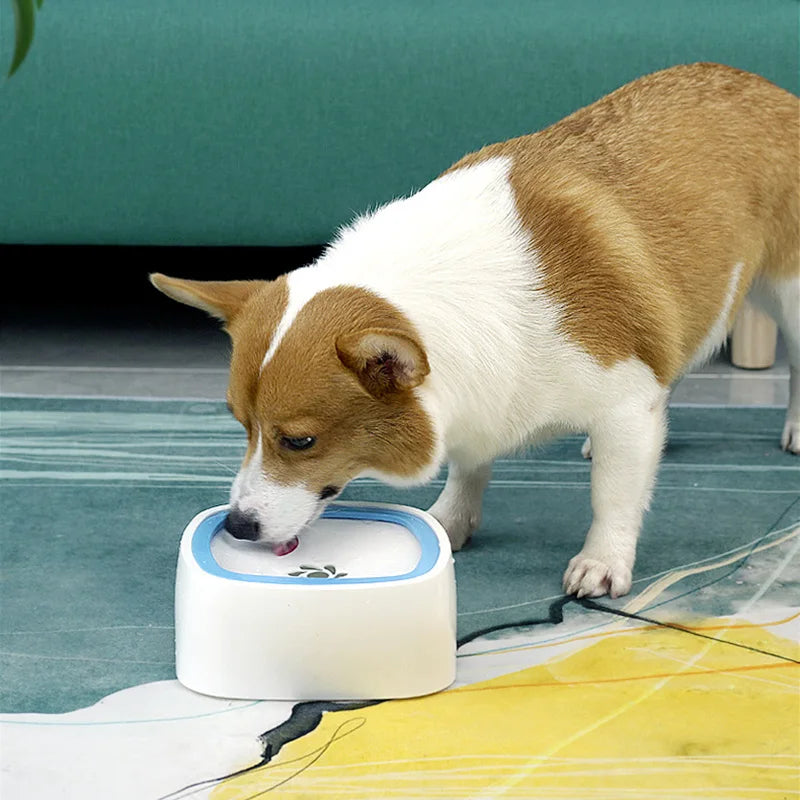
[730,299,778,369]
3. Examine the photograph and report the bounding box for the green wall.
[1,0,797,246]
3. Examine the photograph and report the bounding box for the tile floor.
[0,314,790,406]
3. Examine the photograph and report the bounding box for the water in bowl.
[210,517,422,580]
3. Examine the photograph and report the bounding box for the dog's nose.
[225,509,260,541]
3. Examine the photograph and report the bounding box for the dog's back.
[448,62,799,384]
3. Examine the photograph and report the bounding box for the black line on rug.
[455,594,577,648]
[157,701,380,800]
[577,597,800,664]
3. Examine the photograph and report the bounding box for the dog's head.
[150,272,438,552]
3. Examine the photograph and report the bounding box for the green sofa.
[1,0,797,248]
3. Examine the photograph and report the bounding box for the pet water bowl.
[175,501,456,700]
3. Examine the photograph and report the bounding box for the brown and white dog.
[152,63,799,598]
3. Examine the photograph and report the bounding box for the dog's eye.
[280,435,317,452]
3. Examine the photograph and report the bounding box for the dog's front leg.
[428,461,493,551]
[563,396,668,598]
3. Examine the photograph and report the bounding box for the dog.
[152,63,799,598]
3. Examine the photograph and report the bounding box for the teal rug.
[2,396,797,716]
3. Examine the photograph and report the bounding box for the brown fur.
[149,274,278,323]
[248,286,436,490]
[336,328,430,401]
[223,276,289,424]
[447,63,799,383]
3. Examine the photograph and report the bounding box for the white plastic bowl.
[175,501,456,700]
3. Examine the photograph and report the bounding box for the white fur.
[244,158,672,593]
[230,430,323,544]
[428,462,493,551]
[564,368,668,597]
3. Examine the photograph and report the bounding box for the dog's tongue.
[271,537,299,556]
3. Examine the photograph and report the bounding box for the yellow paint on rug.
[212,619,800,799]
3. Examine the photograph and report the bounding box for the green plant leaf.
[299,565,317,571]
[334,572,348,578]
[324,564,336,574]
[9,0,36,77]
[307,571,330,578]
[287,571,304,576]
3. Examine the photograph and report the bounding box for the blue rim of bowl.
[190,504,441,584]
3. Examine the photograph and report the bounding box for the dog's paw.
[563,552,632,599]
[781,419,800,454]
[427,501,480,552]
[581,436,593,459]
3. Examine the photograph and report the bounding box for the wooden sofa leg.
[730,299,778,369]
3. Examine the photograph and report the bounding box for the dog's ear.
[336,328,430,401]
[149,274,265,322]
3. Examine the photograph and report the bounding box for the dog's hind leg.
[748,274,800,454]
[428,461,492,551]
[771,277,800,454]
